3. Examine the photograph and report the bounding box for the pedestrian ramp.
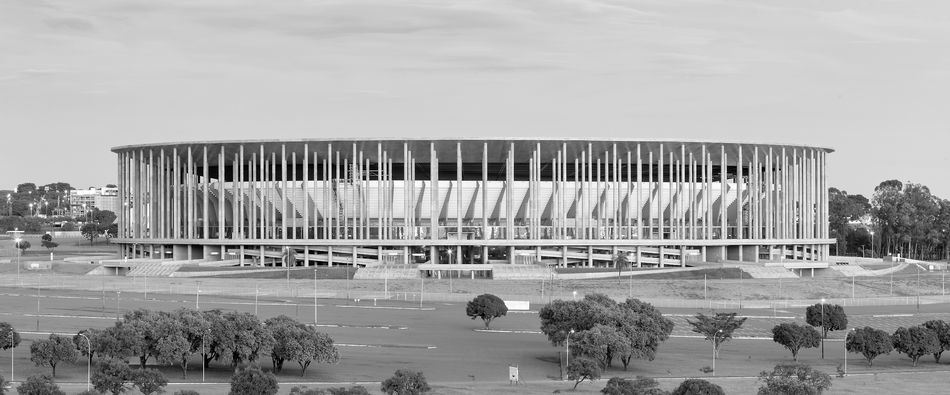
[828,265,876,277]
[491,264,554,280]
[353,265,421,280]
[738,265,799,279]
[127,261,184,277]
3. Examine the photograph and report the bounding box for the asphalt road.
[3,278,950,394]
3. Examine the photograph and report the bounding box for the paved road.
[3,278,950,394]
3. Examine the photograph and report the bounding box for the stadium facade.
[112,139,833,268]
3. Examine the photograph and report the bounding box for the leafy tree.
[671,378,724,395]
[465,294,508,329]
[380,369,430,395]
[30,334,78,377]
[539,295,673,371]
[266,316,301,374]
[772,323,822,361]
[0,323,20,351]
[91,358,134,395]
[614,299,674,370]
[229,366,278,395]
[804,303,848,358]
[122,309,166,369]
[173,391,200,395]
[294,327,340,376]
[132,369,168,395]
[290,386,370,395]
[686,313,747,360]
[567,357,602,390]
[39,234,58,254]
[218,311,274,369]
[892,326,941,366]
[922,320,950,363]
[81,223,100,245]
[573,324,628,369]
[201,310,226,368]
[846,327,892,367]
[106,223,118,239]
[93,210,117,226]
[601,376,668,395]
[614,252,632,278]
[153,318,192,378]
[15,375,64,395]
[828,188,871,255]
[15,240,30,254]
[757,363,832,395]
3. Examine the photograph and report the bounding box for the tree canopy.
[686,313,747,359]
[465,294,508,329]
[892,326,941,366]
[772,323,821,362]
[30,334,78,377]
[756,363,832,395]
[380,369,430,395]
[846,327,892,367]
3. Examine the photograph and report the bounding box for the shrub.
[229,366,278,395]
[757,363,832,395]
[16,375,64,395]
[601,376,668,395]
[671,379,724,395]
[380,370,430,395]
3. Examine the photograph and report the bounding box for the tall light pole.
[14,236,22,285]
[564,328,575,380]
[196,281,201,310]
[917,265,921,311]
[28,203,33,217]
[870,231,875,258]
[5,194,10,216]
[713,328,723,375]
[313,268,317,329]
[115,291,121,321]
[820,298,826,359]
[313,269,318,325]
[254,283,259,315]
[77,333,91,391]
[9,331,14,384]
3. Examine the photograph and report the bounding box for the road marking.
[337,343,437,349]
[664,314,795,319]
[670,335,773,340]
[474,329,543,334]
[312,323,408,330]
[335,305,435,311]
[872,314,914,317]
[0,312,115,320]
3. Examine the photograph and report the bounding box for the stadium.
[111,139,833,274]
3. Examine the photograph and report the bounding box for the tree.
[772,323,822,361]
[81,223,100,245]
[15,240,30,254]
[892,326,941,366]
[173,391,200,395]
[804,303,848,358]
[132,369,168,395]
[380,369,430,395]
[567,357,602,390]
[122,309,166,369]
[0,323,20,352]
[294,327,339,376]
[671,379,724,395]
[846,327,892,367]
[614,299,674,370]
[686,313,747,360]
[573,324,628,369]
[91,358,134,395]
[614,252,632,278]
[757,363,832,395]
[154,320,192,378]
[15,375,64,395]
[106,223,118,239]
[229,366,278,395]
[30,334,78,377]
[214,312,273,369]
[266,316,302,374]
[290,386,370,395]
[828,188,871,255]
[601,376,668,395]
[465,294,508,329]
[40,234,58,254]
[922,320,950,363]
[93,210,117,226]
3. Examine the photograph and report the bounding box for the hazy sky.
[2,0,948,198]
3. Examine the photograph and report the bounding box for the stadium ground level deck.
[112,138,835,270]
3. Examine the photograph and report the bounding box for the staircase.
[128,261,183,277]
[738,265,798,279]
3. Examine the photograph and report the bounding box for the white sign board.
[504,300,530,311]
[508,365,519,382]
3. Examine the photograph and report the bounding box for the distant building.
[70,186,119,217]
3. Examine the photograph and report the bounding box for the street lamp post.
[713,329,723,376]
[9,331,14,384]
[77,333,91,391]
[313,268,317,329]
[917,266,921,311]
[564,328,575,380]
[820,298,826,359]
[254,283,259,315]
[15,236,21,285]
[314,269,318,325]
[116,291,121,321]
[196,281,201,309]
[870,231,875,258]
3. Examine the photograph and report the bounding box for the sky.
[1,0,948,198]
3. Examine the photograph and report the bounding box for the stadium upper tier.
[112,139,834,267]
